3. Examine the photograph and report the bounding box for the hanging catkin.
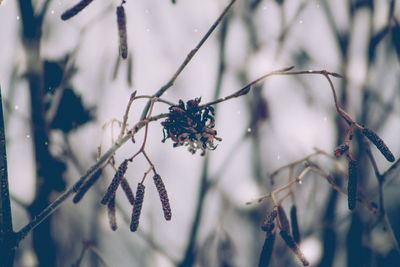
[101,160,129,205]
[362,128,395,162]
[153,174,172,221]
[61,0,94,21]
[116,5,128,59]
[130,183,145,232]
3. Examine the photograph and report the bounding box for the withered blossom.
[161,98,222,156]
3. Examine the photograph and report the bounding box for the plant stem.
[0,85,15,266]
[139,0,237,120]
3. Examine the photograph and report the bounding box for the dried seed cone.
[362,128,395,162]
[130,183,145,232]
[107,196,117,231]
[121,178,135,205]
[279,231,310,266]
[73,168,102,203]
[153,174,172,221]
[61,0,93,20]
[261,210,277,232]
[277,205,290,234]
[258,232,276,267]
[290,205,301,244]
[348,160,358,210]
[117,5,128,59]
[334,144,349,157]
[101,160,129,205]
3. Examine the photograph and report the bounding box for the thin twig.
[140,0,237,120]
[14,113,167,245]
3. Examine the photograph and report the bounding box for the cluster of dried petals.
[161,98,222,156]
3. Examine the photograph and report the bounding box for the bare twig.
[14,112,167,245]
[140,0,237,120]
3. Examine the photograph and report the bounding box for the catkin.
[130,183,145,232]
[290,205,301,244]
[121,178,135,205]
[61,0,93,21]
[261,210,277,232]
[153,174,172,221]
[116,5,128,59]
[107,196,117,231]
[73,168,102,203]
[348,159,358,210]
[258,232,276,267]
[334,144,349,157]
[362,128,395,162]
[279,231,310,266]
[101,160,129,205]
[277,205,290,234]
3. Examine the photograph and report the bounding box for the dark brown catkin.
[258,232,276,267]
[101,160,129,205]
[61,0,93,21]
[348,159,358,210]
[116,5,128,59]
[290,205,301,244]
[73,168,102,203]
[261,210,277,232]
[279,231,309,266]
[121,178,135,205]
[277,205,290,234]
[130,183,145,232]
[153,174,172,221]
[362,128,395,162]
[107,196,117,231]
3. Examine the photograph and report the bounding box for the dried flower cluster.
[161,98,222,156]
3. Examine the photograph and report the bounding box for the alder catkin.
[153,174,172,221]
[130,183,145,232]
[61,0,93,21]
[258,232,276,267]
[348,159,358,211]
[107,196,117,231]
[116,5,128,59]
[362,127,395,162]
[290,205,301,244]
[73,168,102,203]
[277,205,290,234]
[121,178,135,205]
[279,231,310,266]
[261,210,277,232]
[101,160,129,205]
